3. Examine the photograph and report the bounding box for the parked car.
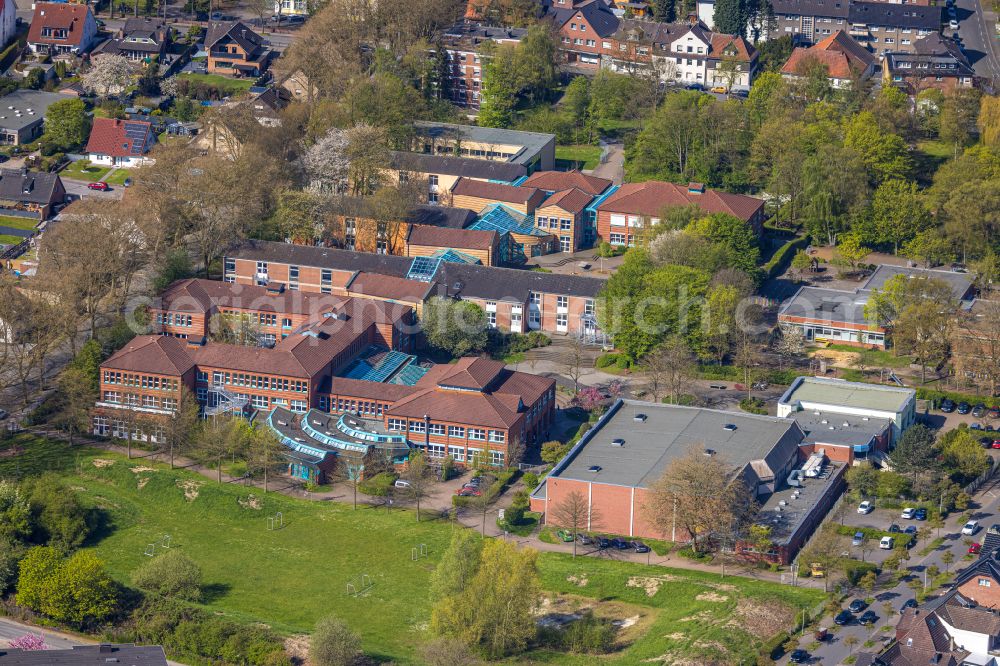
[903,598,918,610]
[915,508,928,521]
[555,530,575,542]
[393,479,410,489]
[970,542,983,555]
[577,533,593,545]
[789,649,810,664]
[988,406,1000,419]
[888,524,901,533]
[879,536,895,549]
[941,398,956,413]
[974,403,986,417]
[630,540,650,553]
[123,177,132,187]
[958,401,972,414]
[904,525,918,535]
[596,536,611,549]
[901,507,916,519]
[858,500,874,514]
[852,531,865,546]
[88,181,110,191]
[685,82,704,90]
[981,437,993,448]
[859,610,878,625]
[611,537,630,550]
[834,609,854,625]
[991,439,1000,449]
[849,599,868,613]
[710,86,728,94]
[455,487,480,497]
[963,520,980,535]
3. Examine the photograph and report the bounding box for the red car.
[455,487,481,497]
[992,440,1000,449]
[970,543,983,555]
[87,181,110,191]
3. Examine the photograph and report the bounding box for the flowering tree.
[159,75,180,99]
[9,633,47,650]
[572,386,604,411]
[301,128,349,195]
[80,54,133,98]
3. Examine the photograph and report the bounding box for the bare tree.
[401,450,433,520]
[550,489,601,558]
[563,335,586,392]
[643,336,695,404]
[161,387,200,468]
[248,426,287,492]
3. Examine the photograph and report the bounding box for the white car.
[880,536,895,550]
[963,520,980,535]
[858,501,874,514]
[901,507,916,519]
[393,479,411,489]
[949,19,960,29]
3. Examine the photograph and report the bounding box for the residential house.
[224,240,608,339]
[0,90,65,145]
[530,398,846,564]
[248,86,292,126]
[274,67,319,102]
[388,151,527,205]
[770,0,940,54]
[0,644,168,665]
[0,168,66,220]
[548,0,621,68]
[0,0,16,53]
[86,117,156,167]
[595,180,765,248]
[778,264,975,348]
[96,17,171,62]
[603,17,758,90]
[441,22,527,109]
[781,29,877,88]
[884,32,975,92]
[27,2,99,55]
[411,121,556,173]
[205,21,272,77]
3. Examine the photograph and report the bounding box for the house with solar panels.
[85,117,156,167]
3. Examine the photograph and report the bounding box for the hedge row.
[696,364,799,386]
[452,468,517,507]
[763,235,810,280]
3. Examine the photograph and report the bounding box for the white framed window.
[388,418,407,432]
[556,314,568,332]
[409,420,426,433]
[469,428,486,441]
[448,446,466,462]
[490,450,505,465]
[487,311,496,327]
[428,423,446,436]
[489,430,505,443]
[448,426,465,438]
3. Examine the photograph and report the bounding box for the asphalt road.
[954,0,1000,80]
[0,617,187,665]
[778,470,1000,665]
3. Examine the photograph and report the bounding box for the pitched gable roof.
[407,224,499,251]
[85,118,154,158]
[451,177,541,205]
[205,20,262,52]
[437,356,505,390]
[28,2,94,47]
[521,169,611,195]
[782,30,874,79]
[539,187,594,214]
[0,169,63,205]
[597,180,763,222]
[550,0,620,37]
[102,335,196,376]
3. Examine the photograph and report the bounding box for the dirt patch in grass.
[730,597,795,638]
[177,479,203,501]
[137,477,150,490]
[665,632,686,640]
[566,574,588,587]
[283,635,309,663]
[627,575,681,597]
[695,592,729,603]
[679,610,716,623]
[130,466,155,473]
[92,459,115,468]
[238,494,262,510]
[810,349,858,368]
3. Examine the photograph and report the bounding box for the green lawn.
[1,435,821,665]
[818,344,914,369]
[0,216,38,231]
[555,144,603,170]
[60,160,111,183]
[0,233,22,245]
[105,169,132,186]
[178,72,255,95]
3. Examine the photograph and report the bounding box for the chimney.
[687,182,705,195]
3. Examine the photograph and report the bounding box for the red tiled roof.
[451,178,540,204]
[781,30,875,79]
[102,335,196,375]
[597,180,763,223]
[437,356,505,390]
[709,33,754,62]
[158,278,349,316]
[345,272,430,304]
[521,170,611,196]
[407,224,498,251]
[539,188,593,214]
[28,3,93,47]
[85,117,153,158]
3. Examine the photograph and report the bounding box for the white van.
[879,536,895,550]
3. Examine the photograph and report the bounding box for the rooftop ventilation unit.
[611,438,625,447]
[633,413,647,422]
[722,424,737,431]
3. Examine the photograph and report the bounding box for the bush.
[23,474,93,551]
[153,249,194,293]
[739,397,767,415]
[358,471,396,497]
[763,235,810,280]
[843,560,879,585]
[615,355,632,370]
[560,611,617,654]
[522,472,540,491]
[311,615,360,666]
[131,550,203,601]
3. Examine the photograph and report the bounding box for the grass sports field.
[0,435,822,664]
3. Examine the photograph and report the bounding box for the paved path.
[589,141,624,184]
[0,617,186,665]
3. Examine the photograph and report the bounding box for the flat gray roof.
[758,462,845,546]
[0,90,64,131]
[778,286,871,327]
[413,121,554,166]
[780,376,915,414]
[860,264,973,301]
[551,399,803,489]
[790,411,891,448]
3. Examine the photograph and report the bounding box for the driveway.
[61,178,124,201]
[778,472,1000,665]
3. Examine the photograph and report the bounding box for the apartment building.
[595,180,765,247]
[411,121,556,173]
[884,32,975,92]
[441,22,527,109]
[224,240,607,339]
[603,17,758,90]
[549,0,621,67]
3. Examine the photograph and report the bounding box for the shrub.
[739,397,768,415]
[311,615,360,666]
[560,611,617,653]
[16,547,118,628]
[522,472,539,491]
[763,235,810,280]
[131,550,203,601]
[615,355,632,370]
[595,353,617,369]
[23,474,93,551]
[358,471,396,497]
